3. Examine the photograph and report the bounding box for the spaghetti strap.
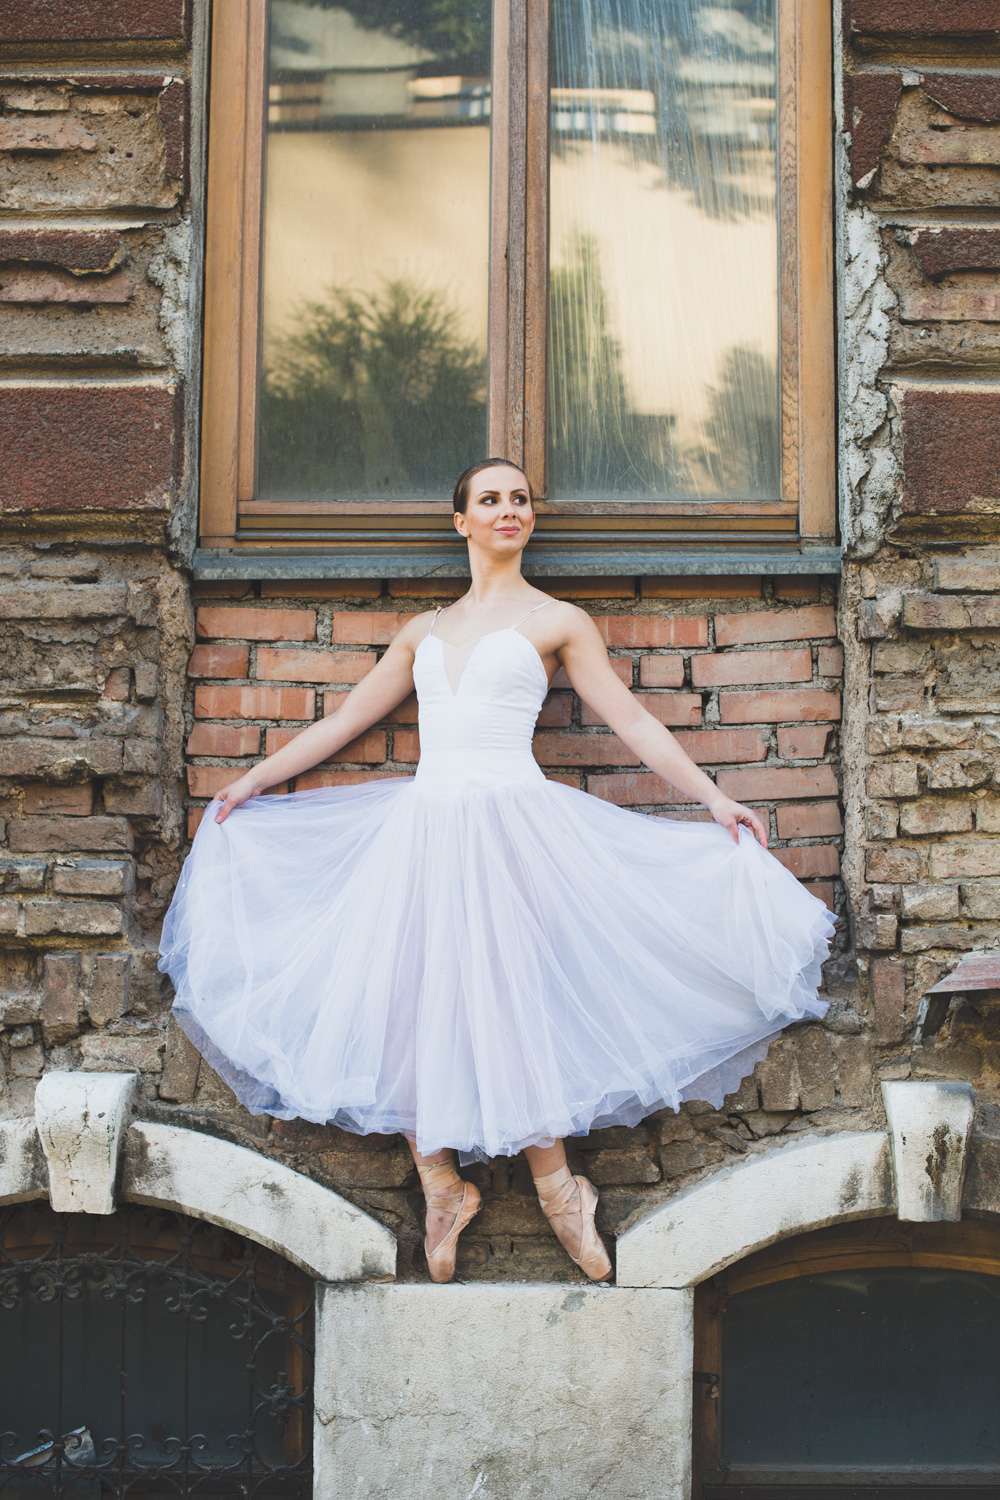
[426,606,443,639]
[511,599,554,631]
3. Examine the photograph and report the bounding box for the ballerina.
[160,458,833,1284]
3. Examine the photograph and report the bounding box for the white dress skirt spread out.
[159,606,834,1161]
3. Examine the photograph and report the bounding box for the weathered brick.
[844,70,902,183]
[659,1139,726,1177]
[316,1150,415,1189]
[719,689,841,724]
[848,3,1000,36]
[9,816,131,853]
[855,913,899,950]
[583,1148,661,1186]
[0,385,181,512]
[929,840,1000,879]
[757,1036,799,1111]
[690,648,811,688]
[0,898,20,934]
[871,957,906,1045]
[899,799,974,835]
[961,882,1000,918]
[331,610,419,644]
[901,925,985,954]
[188,644,249,679]
[900,390,1000,518]
[102,667,131,702]
[867,760,920,799]
[87,954,131,1028]
[103,781,162,817]
[977,801,1000,832]
[832,1036,872,1108]
[772,845,841,880]
[902,594,1000,630]
[795,1026,836,1111]
[581,693,702,728]
[899,289,1000,322]
[777,725,833,760]
[935,559,1000,593]
[0,583,126,618]
[867,846,925,883]
[41,953,82,1045]
[817,645,844,676]
[873,643,928,675]
[0,228,123,274]
[533,733,641,768]
[715,765,839,801]
[257,648,375,684]
[186,723,260,757]
[186,766,235,799]
[637,655,685,687]
[10,1044,44,1078]
[924,753,992,790]
[715,606,836,647]
[193,685,315,721]
[195,607,316,642]
[901,884,960,921]
[52,861,129,897]
[587,773,689,806]
[866,802,900,841]
[0,1,187,41]
[776,802,843,839]
[134,665,158,700]
[80,1034,163,1073]
[25,900,123,937]
[22,784,92,816]
[263,728,386,764]
[595,615,707,648]
[158,1017,203,1103]
[537,694,573,727]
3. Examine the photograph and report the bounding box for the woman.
[160,459,833,1284]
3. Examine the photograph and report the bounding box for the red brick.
[777,724,833,759]
[690,648,811,688]
[186,723,260,757]
[265,728,386,763]
[774,576,820,601]
[901,389,1000,516]
[8,816,131,853]
[187,807,205,837]
[192,581,252,599]
[844,72,902,184]
[594,615,708,648]
[194,685,314,720]
[588,773,690,806]
[805,881,836,911]
[323,691,417,723]
[552,658,631,689]
[186,765,235,798]
[102,667,131,701]
[910,227,1000,277]
[257,648,373,684]
[777,802,844,839]
[188,644,249,679]
[715,765,839,801]
[640,577,760,600]
[294,770,405,790]
[720,690,841,724]
[538,694,573,727]
[849,0,1000,35]
[772,845,841,880]
[0,229,123,274]
[393,730,420,763]
[533,733,641,769]
[715,607,837,647]
[195,607,316,642]
[582,693,702,728]
[262,580,382,599]
[638,655,685,687]
[22,784,92,816]
[871,957,907,1044]
[817,645,844,677]
[332,611,420,644]
[0,0,186,41]
[673,729,766,764]
[386,578,466,599]
[0,384,181,513]
[546,772,582,788]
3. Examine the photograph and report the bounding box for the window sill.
[192,543,842,583]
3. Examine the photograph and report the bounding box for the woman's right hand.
[213,772,263,824]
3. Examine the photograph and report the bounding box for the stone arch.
[1,1073,396,1284]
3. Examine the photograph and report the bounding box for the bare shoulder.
[545,600,604,648]
[388,610,437,654]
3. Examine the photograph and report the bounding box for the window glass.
[259,0,492,500]
[548,0,779,501]
[722,1269,1000,1469]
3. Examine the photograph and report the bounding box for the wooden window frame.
[199,0,835,556]
[694,1218,1000,1499]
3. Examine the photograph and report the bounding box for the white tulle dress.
[159,601,834,1161]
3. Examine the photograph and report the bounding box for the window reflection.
[258,1,491,501]
[548,0,779,501]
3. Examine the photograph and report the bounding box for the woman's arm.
[557,610,768,847]
[211,616,426,822]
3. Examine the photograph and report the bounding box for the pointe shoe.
[424,1180,481,1284]
[535,1167,613,1283]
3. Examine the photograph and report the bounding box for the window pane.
[259,1,492,500]
[722,1269,1000,1469]
[548,0,779,501]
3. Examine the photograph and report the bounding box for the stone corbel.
[34,1070,138,1214]
[881,1080,975,1223]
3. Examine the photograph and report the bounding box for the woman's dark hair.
[453,458,532,514]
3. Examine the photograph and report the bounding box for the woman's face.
[454,465,534,555]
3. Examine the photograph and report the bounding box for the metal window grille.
[0,1201,313,1498]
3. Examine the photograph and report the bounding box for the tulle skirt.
[159,777,834,1160]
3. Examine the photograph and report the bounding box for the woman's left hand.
[707,795,768,849]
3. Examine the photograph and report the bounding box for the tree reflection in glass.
[548,0,779,501]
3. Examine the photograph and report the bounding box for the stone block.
[659,1139,725,1177]
[866,846,924,883]
[157,1017,202,1103]
[22,784,92,816]
[134,664,158,700]
[903,595,1000,631]
[867,760,920,799]
[314,1284,694,1500]
[24,900,123,937]
[10,1044,44,1078]
[87,954,131,1028]
[882,1080,974,1222]
[0,994,41,1027]
[902,884,961,921]
[900,799,974,835]
[102,781,162,817]
[584,1148,661,1186]
[52,861,129,897]
[0,2,187,40]
[901,925,985,953]
[41,953,82,1045]
[795,1026,836,1110]
[929,840,1000,879]
[0,898,19,934]
[871,957,907,1044]
[855,913,899,951]
[832,1036,873,1108]
[866,802,900,840]
[757,1036,800,1111]
[317,1150,416,1190]
[0,739,123,779]
[35,1070,137,1215]
[9,817,131,854]
[961,882,1000,918]
[0,384,182,512]
[79,1034,163,1073]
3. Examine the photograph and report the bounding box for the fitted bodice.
[412,626,549,794]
